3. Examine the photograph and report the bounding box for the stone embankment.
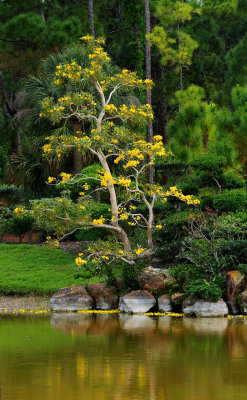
[49,267,247,317]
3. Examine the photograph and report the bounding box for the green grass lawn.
[0,244,102,295]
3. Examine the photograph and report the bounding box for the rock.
[137,266,175,293]
[87,282,119,310]
[119,290,156,313]
[50,284,94,311]
[171,293,185,304]
[171,293,186,312]
[226,270,247,300]
[183,299,228,317]
[227,300,240,315]
[240,289,247,315]
[182,297,197,314]
[158,294,172,313]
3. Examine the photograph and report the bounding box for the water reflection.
[0,314,247,400]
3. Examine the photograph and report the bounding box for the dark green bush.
[200,195,214,210]
[84,201,111,219]
[76,227,108,241]
[6,215,34,243]
[154,211,197,262]
[185,279,222,301]
[238,264,247,274]
[190,154,226,172]
[169,263,205,287]
[213,189,247,212]
[179,180,199,195]
[221,172,245,189]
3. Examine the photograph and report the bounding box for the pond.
[0,314,247,400]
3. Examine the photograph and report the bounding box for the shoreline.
[0,295,247,318]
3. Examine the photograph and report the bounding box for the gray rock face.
[50,284,94,311]
[158,295,172,312]
[226,271,247,301]
[87,282,119,310]
[137,266,175,292]
[182,297,197,316]
[119,290,156,313]
[227,300,240,315]
[242,304,247,314]
[183,300,228,317]
[240,289,247,315]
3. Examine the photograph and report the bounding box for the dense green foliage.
[1,0,247,301]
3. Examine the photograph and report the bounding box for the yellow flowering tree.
[34,35,199,268]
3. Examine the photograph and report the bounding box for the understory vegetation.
[1,0,247,301]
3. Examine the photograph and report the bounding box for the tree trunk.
[145,0,153,184]
[72,119,83,174]
[38,1,46,25]
[98,151,132,252]
[88,0,95,38]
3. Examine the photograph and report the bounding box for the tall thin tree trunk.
[145,0,153,184]
[38,1,46,25]
[88,0,95,38]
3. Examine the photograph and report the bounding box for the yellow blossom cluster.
[105,104,118,113]
[135,248,145,255]
[119,104,153,120]
[128,148,144,160]
[165,186,200,205]
[124,160,140,169]
[54,62,82,85]
[93,216,105,225]
[40,92,96,121]
[45,236,60,247]
[60,172,71,183]
[116,69,153,91]
[14,207,25,216]
[156,225,162,229]
[100,171,116,187]
[114,155,124,164]
[43,143,52,155]
[47,176,56,184]
[117,176,131,187]
[88,45,111,63]
[75,257,87,266]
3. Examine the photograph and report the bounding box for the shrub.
[221,172,245,190]
[213,189,247,212]
[85,201,111,219]
[238,264,247,274]
[200,195,214,210]
[185,279,222,301]
[169,263,205,287]
[154,211,196,262]
[190,154,226,172]
[76,227,109,241]
[179,180,199,195]
[6,215,34,243]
